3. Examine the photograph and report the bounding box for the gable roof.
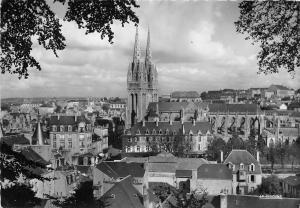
[171,91,200,98]
[208,104,260,114]
[197,164,232,180]
[96,162,145,179]
[100,176,144,208]
[148,102,189,112]
[20,147,50,166]
[224,150,262,174]
[1,134,30,146]
[127,121,212,136]
[49,115,90,126]
[176,169,192,178]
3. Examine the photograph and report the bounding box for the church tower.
[127,27,158,127]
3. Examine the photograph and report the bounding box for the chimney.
[256,151,260,162]
[169,119,173,125]
[181,118,184,125]
[220,150,224,163]
[155,120,158,127]
[75,115,77,122]
[58,114,60,120]
[142,119,145,127]
[193,119,196,126]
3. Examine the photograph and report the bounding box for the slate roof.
[49,115,90,125]
[96,162,145,179]
[171,91,200,98]
[176,169,192,178]
[20,147,50,166]
[177,158,210,170]
[226,195,300,208]
[269,84,291,91]
[224,149,262,174]
[148,102,189,112]
[197,164,232,180]
[127,121,212,136]
[148,163,177,173]
[283,176,300,187]
[100,176,144,208]
[1,134,30,146]
[208,104,260,113]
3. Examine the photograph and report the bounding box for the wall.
[194,179,232,195]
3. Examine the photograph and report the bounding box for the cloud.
[1,1,299,98]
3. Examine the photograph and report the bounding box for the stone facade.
[126,27,158,127]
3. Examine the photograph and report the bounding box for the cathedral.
[126,27,158,127]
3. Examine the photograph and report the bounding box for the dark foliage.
[235,1,300,75]
[1,0,139,78]
[1,183,41,208]
[54,180,97,208]
[251,175,282,195]
[0,142,47,181]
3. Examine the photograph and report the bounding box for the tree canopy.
[235,1,300,75]
[1,0,139,79]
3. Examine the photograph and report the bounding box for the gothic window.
[159,129,162,134]
[60,138,65,149]
[165,129,169,134]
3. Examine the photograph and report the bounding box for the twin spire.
[133,26,151,65]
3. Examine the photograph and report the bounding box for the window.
[250,175,255,183]
[145,129,149,134]
[68,125,72,132]
[128,138,132,143]
[68,138,72,148]
[60,125,64,132]
[53,134,56,139]
[137,146,140,152]
[135,137,139,142]
[198,144,201,150]
[165,129,169,134]
[240,163,244,170]
[152,129,156,134]
[146,146,150,152]
[159,129,162,134]
[79,138,84,148]
[198,137,202,142]
[52,126,57,132]
[60,138,65,148]
[53,141,57,148]
[249,163,255,172]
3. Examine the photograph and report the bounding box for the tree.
[54,180,97,208]
[207,137,226,161]
[235,1,300,75]
[251,175,282,195]
[1,0,139,78]
[1,183,41,208]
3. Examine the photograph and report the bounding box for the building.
[126,27,158,127]
[98,175,144,208]
[195,164,232,195]
[122,120,213,155]
[281,175,300,198]
[49,115,93,165]
[223,150,262,195]
[93,161,146,198]
[170,91,201,102]
[268,85,295,98]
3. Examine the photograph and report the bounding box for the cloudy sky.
[1,1,299,98]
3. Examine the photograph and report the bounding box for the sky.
[1,1,299,98]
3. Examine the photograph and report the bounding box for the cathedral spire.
[133,26,141,63]
[145,27,151,65]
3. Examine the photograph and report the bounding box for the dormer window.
[68,125,72,132]
[173,131,177,135]
[159,129,162,134]
[165,129,169,134]
[60,125,64,132]
[152,129,156,134]
[249,163,255,172]
[52,125,57,132]
[128,138,132,143]
[240,163,244,170]
[136,129,140,135]
[145,129,149,134]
